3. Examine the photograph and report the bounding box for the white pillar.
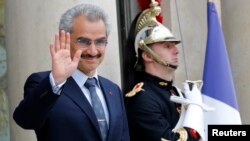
[169,0,207,86]
[222,0,250,124]
[1,0,10,141]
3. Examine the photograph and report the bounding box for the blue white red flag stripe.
[202,1,241,140]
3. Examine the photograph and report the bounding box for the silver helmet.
[134,0,180,68]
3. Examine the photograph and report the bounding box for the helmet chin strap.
[154,57,178,69]
[164,62,178,69]
[138,40,178,70]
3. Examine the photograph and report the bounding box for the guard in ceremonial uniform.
[124,0,205,141]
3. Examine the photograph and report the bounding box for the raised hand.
[49,30,82,85]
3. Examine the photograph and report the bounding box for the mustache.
[81,53,102,59]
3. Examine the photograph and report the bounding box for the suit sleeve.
[127,92,200,141]
[13,72,60,129]
[118,87,130,141]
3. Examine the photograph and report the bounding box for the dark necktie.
[84,78,108,141]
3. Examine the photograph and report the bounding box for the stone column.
[0,0,9,140]
[169,0,207,87]
[222,0,250,124]
[5,0,121,141]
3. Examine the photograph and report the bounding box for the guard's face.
[151,41,179,67]
[70,15,107,76]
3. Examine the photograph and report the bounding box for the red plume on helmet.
[137,0,163,23]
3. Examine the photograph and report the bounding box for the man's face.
[70,15,107,76]
[151,41,179,67]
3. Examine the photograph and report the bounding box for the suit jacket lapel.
[99,77,119,140]
[62,77,101,136]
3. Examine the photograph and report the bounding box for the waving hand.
[49,30,82,85]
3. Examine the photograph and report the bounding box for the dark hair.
[123,13,144,94]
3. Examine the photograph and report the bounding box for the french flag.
[202,1,242,139]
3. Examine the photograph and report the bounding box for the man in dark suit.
[13,4,130,141]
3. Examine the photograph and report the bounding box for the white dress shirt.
[49,69,109,125]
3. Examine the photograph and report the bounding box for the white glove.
[171,80,214,111]
[183,81,202,104]
[182,81,205,141]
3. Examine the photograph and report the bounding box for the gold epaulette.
[125,82,144,97]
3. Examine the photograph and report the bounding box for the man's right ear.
[142,52,153,62]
